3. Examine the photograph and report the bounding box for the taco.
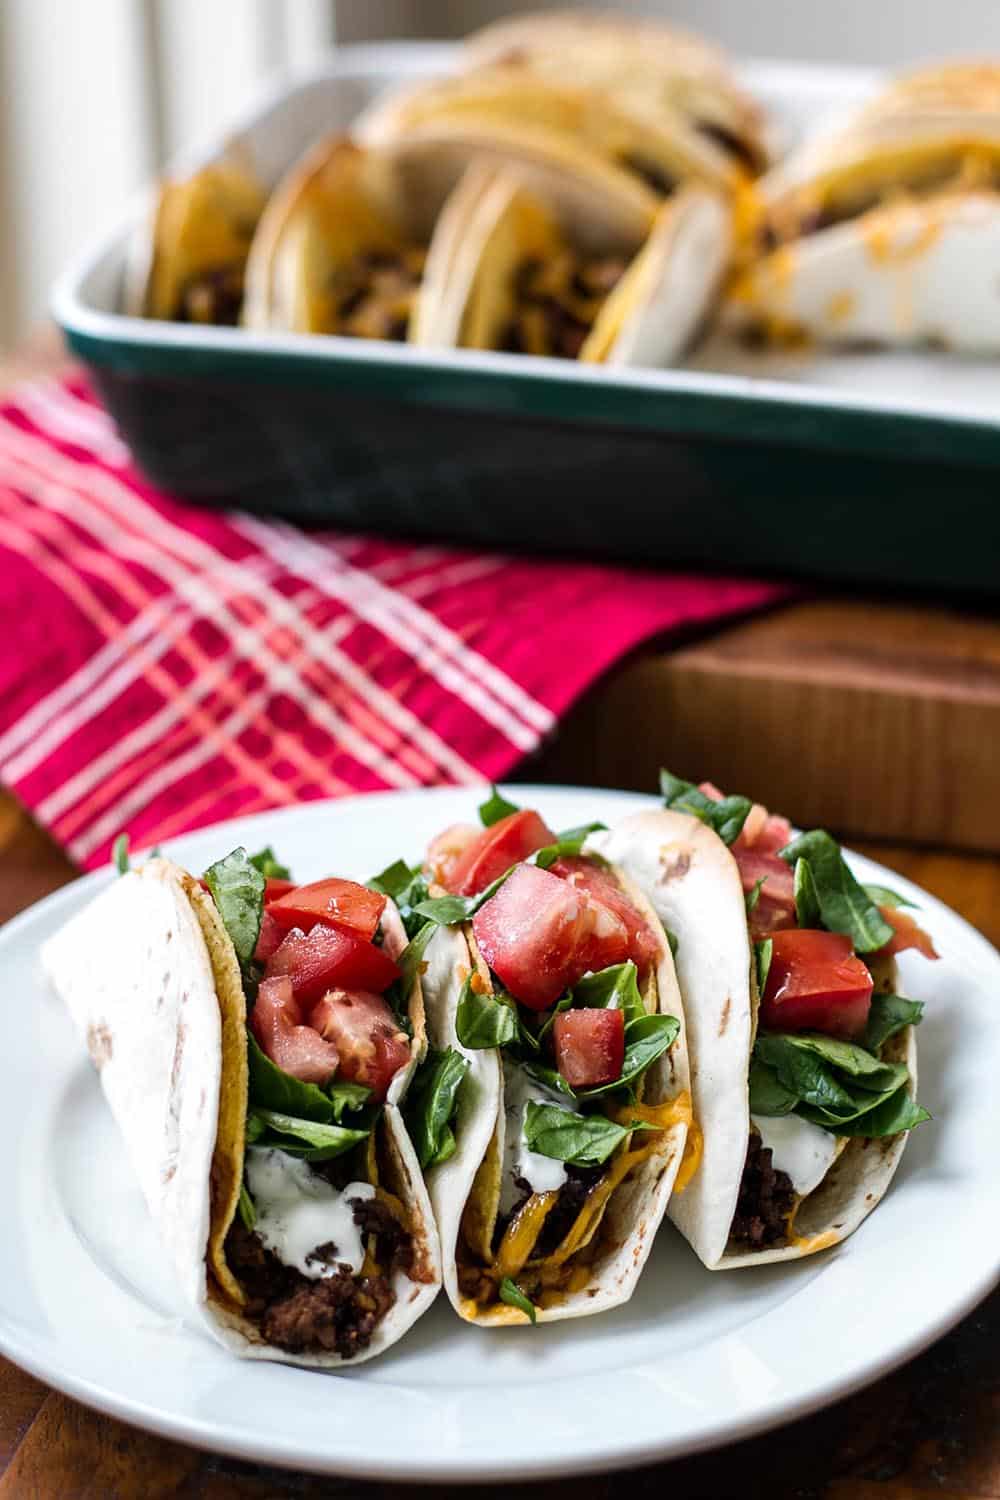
[124,150,266,325]
[728,62,1000,350]
[242,136,478,340]
[595,773,937,1268]
[355,63,742,220]
[379,789,694,1325]
[463,9,771,175]
[42,846,440,1363]
[417,163,730,364]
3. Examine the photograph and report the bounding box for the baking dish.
[52,42,1000,594]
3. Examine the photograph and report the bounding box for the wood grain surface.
[536,597,1000,854]
[0,795,996,1499]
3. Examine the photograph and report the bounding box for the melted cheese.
[245,1148,374,1278]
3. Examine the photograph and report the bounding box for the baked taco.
[42,844,440,1363]
[596,773,937,1268]
[463,9,770,175]
[378,788,694,1325]
[355,64,742,220]
[124,149,266,325]
[242,136,475,341]
[728,61,1000,350]
[417,162,729,364]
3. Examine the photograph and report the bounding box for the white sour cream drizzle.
[499,1060,578,1216]
[245,1148,375,1278]
[751,1113,840,1199]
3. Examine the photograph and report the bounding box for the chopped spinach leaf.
[248,846,291,881]
[755,938,773,996]
[247,1107,370,1160]
[793,857,821,929]
[533,822,607,868]
[864,883,916,910]
[572,961,646,1029]
[412,863,516,925]
[247,1033,371,1125]
[499,1276,537,1323]
[455,975,519,1049]
[779,830,893,952]
[580,1013,680,1099]
[863,993,924,1053]
[745,877,765,916]
[113,833,130,876]
[405,1046,469,1169]
[478,786,520,826]
[659,768,752,847]
[238,1182,256,1230]
[203,847,266,969]
[522,1103,655,1167]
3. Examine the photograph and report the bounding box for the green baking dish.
[52,43,1000,594]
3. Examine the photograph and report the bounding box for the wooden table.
[2,332,998,1490]
[0,796,997,1499]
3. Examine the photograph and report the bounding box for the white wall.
[1,0,998,346]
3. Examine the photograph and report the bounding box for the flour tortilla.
[463,9,771,174]
[124,148,265,321]
[729,61,1000,351]
[42,859,441,1365]
[416,165,730,367]
[596,811,920,1268]
[420,864,692,1324]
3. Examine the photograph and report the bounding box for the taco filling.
[500,251,630,357]
[659,773,937,1255]
[382,789,692,1323]
[197,848,432,1357]
[318,245,428,341]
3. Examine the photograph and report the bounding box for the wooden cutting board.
[539,597,1000,854]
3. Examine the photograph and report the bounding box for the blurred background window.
[1,0,995,346]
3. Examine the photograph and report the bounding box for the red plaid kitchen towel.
[0,375,791,869]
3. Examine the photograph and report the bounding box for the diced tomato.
[876,905,939,961]
[760,929,873,1040]
[549,855,659,977]
[553,1008,625,1089]
[736,848,797,938]
[266,878,387,940]
[263,877,297,902]
[442,809,556,897]
[426,823,479,889]
[250,976,340,1085]
[472,863,628,1010]
[265,924,400,1003]
[698,781,792,854]
[254,909,285,963]
[311,989,411,1100]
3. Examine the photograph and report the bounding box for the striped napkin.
[0,375,790,869]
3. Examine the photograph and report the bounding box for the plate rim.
[2,783,998,1482]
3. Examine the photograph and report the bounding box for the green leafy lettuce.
[248,846,291,880]
[478,786,520,826]
[404,1046,469,1169]
[659,768,752,847]
[203,846,266,969]
[750,1026,928,1138]
[522,1103,657,1167]
[246,1107,370,1161]
[247,1033,372,1125]
[498,1276,537,1323]
[779,830,893,952]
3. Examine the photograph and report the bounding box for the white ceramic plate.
[2,786,998,1482]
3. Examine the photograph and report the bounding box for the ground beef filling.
[729,1131,796,1250]
[325,247,426,341]
[178,265,245,325]
[225,1192,408,1358]
[501,252,629,359]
